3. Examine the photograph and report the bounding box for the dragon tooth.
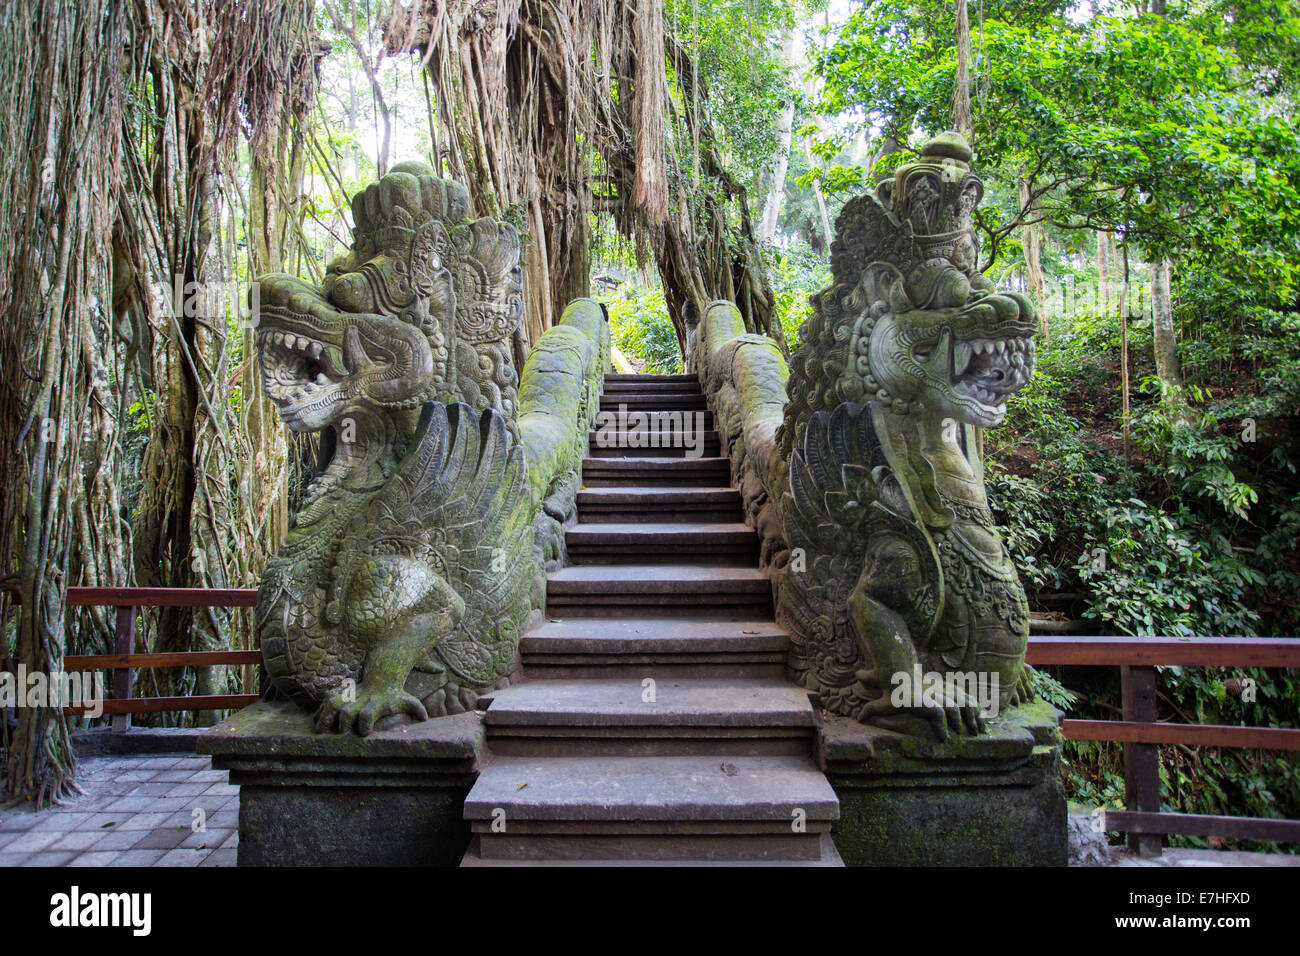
[953,341,973,376]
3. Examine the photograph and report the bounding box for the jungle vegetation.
[1,0,1297,846]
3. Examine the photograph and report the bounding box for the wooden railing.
[62,587,260,733]
[1027,635,1300,854]
[8,587,1299,853]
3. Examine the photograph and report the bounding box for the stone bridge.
[176,135,1080,867]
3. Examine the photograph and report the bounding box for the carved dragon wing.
[360,401,532,689]
[780,402,942,714]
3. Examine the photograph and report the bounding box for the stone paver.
[0,753,237,867]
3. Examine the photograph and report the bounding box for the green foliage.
[812,2,1300,291]
[984,302,1300,843]
[663,0,803,205]
[1028,666,1077,711]
[603,287,683,374]
[764,242,831,350]
[1075,498,1264,637]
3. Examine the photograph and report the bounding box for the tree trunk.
[0,0,132,803]
[953,0,973,139]
[1017,175,1047,340]
[1097,230,1110,315]
[759,26,798,243]
[1120,246,1132,460]
[1151,256,1189,421]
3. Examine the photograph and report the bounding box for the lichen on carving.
[253,164,531,735]
[777,133,1040,741]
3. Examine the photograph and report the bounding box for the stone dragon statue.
[776,133,1039,741]
[253,163,533,735]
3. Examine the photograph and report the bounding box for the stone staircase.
[461,373,842,865]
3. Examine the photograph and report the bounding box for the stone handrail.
[690,299,791,570]
[517,297,611,606]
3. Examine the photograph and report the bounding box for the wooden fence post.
[111,605,135,734]
[1121,663,1162,857]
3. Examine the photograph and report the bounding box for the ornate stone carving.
[253,165,532,735]
[777,133,1039,740]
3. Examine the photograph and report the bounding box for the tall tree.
[1,0,132,802]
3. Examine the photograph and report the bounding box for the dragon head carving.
[256,162,523,437]
[782,133,1038,458]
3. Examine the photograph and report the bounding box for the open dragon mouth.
[951,335,1035,410]
[257,327,346,426]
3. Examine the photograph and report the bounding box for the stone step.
[462,755,839,862]
[594,408,715,431]
[599,393,709,411]
[581,456,732,488]
[546,565,771,618]
[603,373,699,387]
[587,428,722,458]
[566,522,757,565]
[600,385,704,398]
[522,617,787,679]
[461,833,844,866]
[481,677,813,755]
[576,486,740,523]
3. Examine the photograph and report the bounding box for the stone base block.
[819,700,1067,866]
[199,700,485,867]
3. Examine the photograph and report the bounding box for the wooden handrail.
[65,587,257,607]
[64,650,262,670]
[1027,635,1300,667]
[65,694,259,716]
[1064,719,1300,751]
[1027,634,1300,853]
[34,587,261,733]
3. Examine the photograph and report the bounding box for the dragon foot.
[856,667,988,742]
[1008,664,1036,707]
[313,685,429,737]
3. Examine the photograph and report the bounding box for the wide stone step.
[599,393,709,411]
[522,617,787,679]
[546,565,770,618]
[462,755,839,862]
[594,409,715,433]
[604,373,698,387]
[600,385,705,398]
[566,522,757,565]
[581,456,732,488]
[482,676,813,755]
[576,486,740,523]
[461,834,844,866]
[587,428,722,458]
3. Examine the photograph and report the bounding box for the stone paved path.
[0,754,237,867]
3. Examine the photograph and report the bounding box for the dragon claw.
[313,686,429,736]
[863,675,987,742]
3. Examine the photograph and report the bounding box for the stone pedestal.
[199,700,484,867]
[819,700,1067,866]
